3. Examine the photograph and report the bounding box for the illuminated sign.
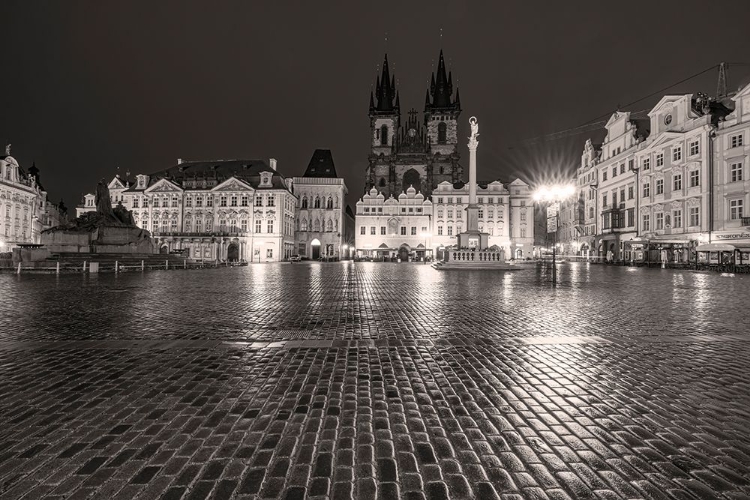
[716,233,750,240]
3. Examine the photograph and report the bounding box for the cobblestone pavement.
[0,263,749,499]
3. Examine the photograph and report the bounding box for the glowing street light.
[533,183,576,286]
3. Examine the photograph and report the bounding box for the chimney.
[270,158,277,171]
[177,158,183,165]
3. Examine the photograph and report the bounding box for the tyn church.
[366,50,462,199]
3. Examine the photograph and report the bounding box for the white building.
[292,150,348,260]
[354,178,534,261]
[101,158,297,262]
[355,186,433,261]
[0,148,51,248]
[712,82,750,255]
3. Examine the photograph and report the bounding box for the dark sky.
[2,1,750,211]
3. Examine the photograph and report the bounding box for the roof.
[303,150,338,178]
[127,159,291,192]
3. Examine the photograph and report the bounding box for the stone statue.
[95,179,114,217]
[469,117,479,141]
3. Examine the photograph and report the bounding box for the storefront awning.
[696,243,737,252]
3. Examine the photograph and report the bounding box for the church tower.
[424,50,462,184]
[366,54,400,193]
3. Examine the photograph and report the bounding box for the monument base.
[457,230,489,250]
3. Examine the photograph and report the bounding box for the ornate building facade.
[0,147,61,248]
[365,51,462,199]
[292,149,348,259]
[100,159,297,262]
[354,179,534,261]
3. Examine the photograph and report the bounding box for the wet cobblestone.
[0,263,749,499]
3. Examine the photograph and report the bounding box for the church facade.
[365,51,462,199]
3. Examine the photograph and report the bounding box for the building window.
[206,219,212,231]
[603,213,611,229]
[690,170,699,187]
[370,226,376,235]
[411,227,416,235]
[520,212,526,222]
[241,195,249,206]
[241,219,248,232]
[589,207,594,218]
[730,134,744,148]
[206,196,213,208]
[673,174,682,191]
[438,122,447,144]
[380,125,388,146]
[400,227,406,235]
[731,162,743,182]
[268,196,275,207]
[255,196,263,207]
[603,194,608,207]
[655,212,664,230]
[643,157,650,170]
[230,219,238,233]
[620,163,626,174]
[301,197,308,209]
[478,209,484,219]
[673,210,682,228]
[195,196,202,207]
[437,197,443,204]
[267,220,274,233]
[628,186,634,199]
[437,226,443,235]
[447,226,453,236]
[689,140,699,156]
[656,179,663,195]
[730,199,744,220]
[656,153,664,167]
[521,228,526,238]
[220,195,227,207]
[256,220,262,233]
[360,226,365,235]
[612,166,617,177]
[673,146,682,162]
[627,208,635,227]
[620,189,625,203]
[603,171,608,181]
[230,195,238,207]
[642,214,650,231]
[456,210,462,219]
[689,206,700,226]
[326,197,333,209]
[380,226,386,235]
[447,197,453,204]
[267,249,273,259]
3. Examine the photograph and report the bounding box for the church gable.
[212,177,253,192]
[145,178,183,193]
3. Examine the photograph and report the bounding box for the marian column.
[467,116,479,232]
[458,116,489,250]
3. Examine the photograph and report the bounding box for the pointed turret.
[455,87,461,110]
[369,91,375,112]
[372,53,397,113]
[425,49,459,111]
[395,91,400,111]
[425,89,431,107]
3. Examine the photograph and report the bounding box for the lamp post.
[420,232,431,264]
[533,184,576,287]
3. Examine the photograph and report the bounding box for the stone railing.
[447,250,506,262]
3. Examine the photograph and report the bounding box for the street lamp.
[533,184,576,286]
[420,232,431,264]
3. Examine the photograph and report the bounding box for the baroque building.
[292,149,348,259]
[98,158,297,262]
[0,147,61,248]
[365,51,462,199]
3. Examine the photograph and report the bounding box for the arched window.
[313,218,321,231]
[379,178,386,187]
[301,196,308,209]
[326,219,333,232]
[301,219,308,231]
[439,166,444,175]
[326,197,333,209]
[380,125,388,146]
[438,122,447,144]
[314,196,321,209]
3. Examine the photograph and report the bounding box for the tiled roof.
[303,150,338,178]
[127,160,291,192]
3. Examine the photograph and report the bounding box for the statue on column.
[469,117,479,145]
[95,179,114,217]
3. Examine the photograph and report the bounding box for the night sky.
[1,1,750,211]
